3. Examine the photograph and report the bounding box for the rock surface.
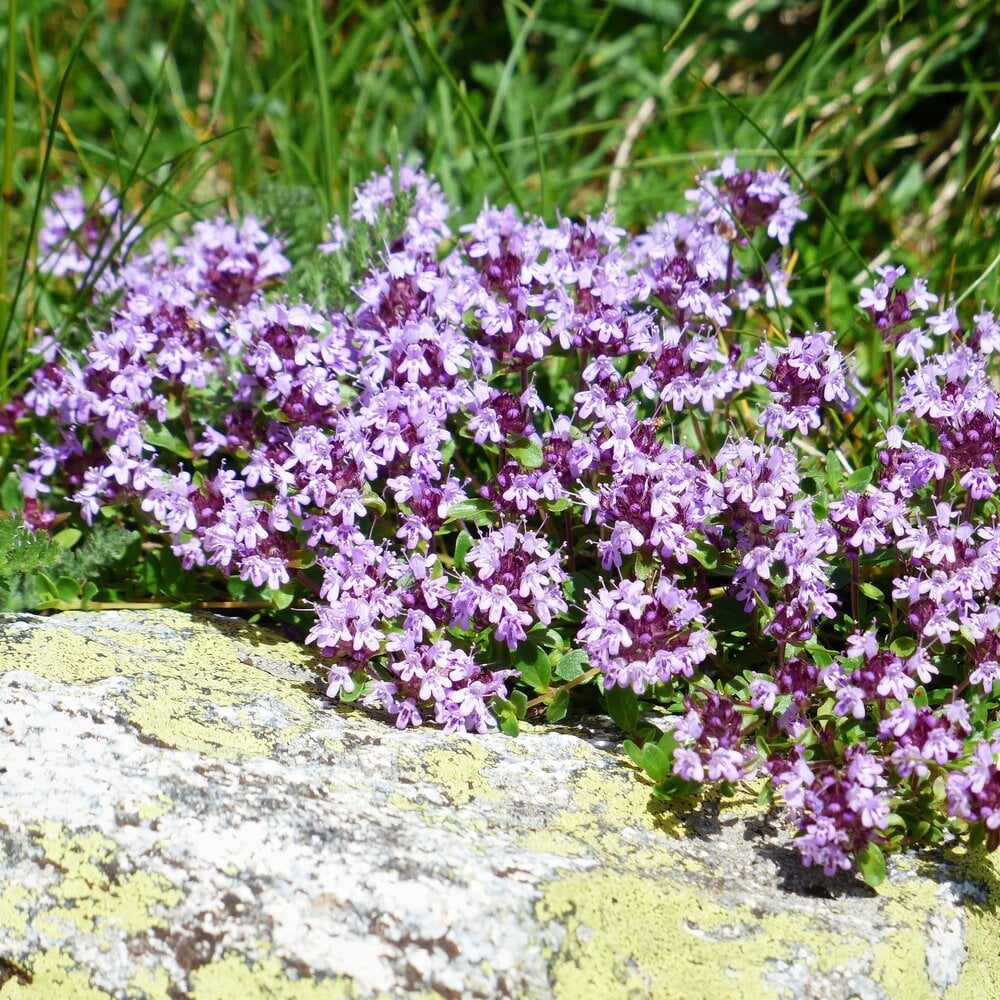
[1,609,998,999]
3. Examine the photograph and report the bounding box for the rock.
[1,609,998,999]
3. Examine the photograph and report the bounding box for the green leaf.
[566,571,597,602]
[756,782,775,807]
[56,576,80,603]
[971,697,991,727]
[527,624,563,648]
[288,548,316,570]
[338,674,370,704]
[227,575,256,601]
[657,728,680,757]
[623,739,644,769]
[889,159,924,210]
[859,582,883,600]
[444,498,497,526]
[803,642,834,668]
[883,812,906,831]
[825,449,842,490]
[652,775,701,801]
[857,842,887,888]
[890,637,917,657]
[545,497,573,513]
[362,490,386,516]
[144,424,194,460]
[545,688,570,723]
[508,689,529,719]
[1,476,24,511]
[144,546,188,599]
[266,588,295,611]
[640,743,672,782]
[633,554,653,582]
[691,546,718,570]
[453,529,473,572]
[844,465,874,492]
[555,648,589,682]
[605,686,639,733]
[35,573,60,601]
[508,437,544,470]
[499,713,520,737]
[52,528,83,549]
[516,641,551,691]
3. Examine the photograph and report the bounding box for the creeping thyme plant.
[10,160,1000,887]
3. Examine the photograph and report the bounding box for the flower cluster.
[18,163,1000,881]
[37,185,138,279]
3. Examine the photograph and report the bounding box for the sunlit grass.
[0,0,996,422]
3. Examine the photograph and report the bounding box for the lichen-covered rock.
[1,610,998,999]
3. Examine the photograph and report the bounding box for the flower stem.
[884,349,895,420]
[0,0,18,397]
[525,666,601,710]
[850,553,860,625]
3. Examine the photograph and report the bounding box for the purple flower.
[581,575,714,691]
[685,157,806,246]
[751,329,853,438]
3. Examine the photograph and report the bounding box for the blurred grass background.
[1,0,998,382]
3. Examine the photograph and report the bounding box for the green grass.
[0,0,996,567]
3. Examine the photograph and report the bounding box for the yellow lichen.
[135,794,173,822]
[867,863,940,999]
[412,744,503,807]
[538,870,775,999]
[28,823,183,938]
[522,758,687,871]
[0,947,109,998]
[186,952,355,999]
[0,886,32,937]
[1,613,324,760]
[127,963,173,1000]
[537,868,951,1000]
[519,829,590,858]
[944,847,1000,999]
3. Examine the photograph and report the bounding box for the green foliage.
[444,498,498,528]
[285,187,417,311]
[0,516,61,604]
[554,649,588,681]
[856,842,887,888]
[515,641,552,692]
[604,686,640,735]
[252,182,327,264]
[0,520,141,611]
[508,438,544,470]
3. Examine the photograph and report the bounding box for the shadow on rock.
[756,842,877,899]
